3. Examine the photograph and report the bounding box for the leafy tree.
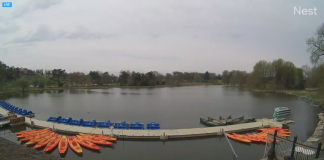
[32,79,38,87]
[86,76,92,86]
[307,23,324,66]
[38,79,46,88]
[204,71,210,82]
[193,74,203,82]
[89,71,101,84]
[222,70,230,86]
[15,78,30,92]
[52,69,67,87]
[295,68,305,90]
[250,60,271,89]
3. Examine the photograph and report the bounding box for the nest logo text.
[294,6,317,15]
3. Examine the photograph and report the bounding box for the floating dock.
[0,107,294,140]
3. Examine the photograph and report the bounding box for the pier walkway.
[0,107,294,140]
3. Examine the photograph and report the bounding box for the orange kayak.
[34,135,58,149]
[73,136,100,150]
[16,128,49,135]
[26,133,56,145]
[17,130,52,138]
[44,135,62,152]
[59,136,68,154]
[232,133,254,142]
[20,131,52,142]
[77,135,113,146]
[80,133,117,142]
[225,133,251,143]
[68,137,82,154]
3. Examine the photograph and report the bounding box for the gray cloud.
[9,25,116,44]
[0,24,20,34]
[1,0,323,74]
[12,0,62,18]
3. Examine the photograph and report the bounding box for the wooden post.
[267,130,277,160]
[315,142,322,158]
[290,135,297,158]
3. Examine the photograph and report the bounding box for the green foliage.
[52,69,67,87]
[32,79,38,87]
[89,71,101,84]
[204,71,210,81]
[295,68,305,90]
[222,70,230,86]
[15,78,30,92]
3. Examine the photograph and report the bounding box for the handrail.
[222,129,238,160]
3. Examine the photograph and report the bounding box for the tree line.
[221,23,324,91]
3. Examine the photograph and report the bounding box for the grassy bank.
[252,89,323,107]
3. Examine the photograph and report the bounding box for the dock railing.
[222,129,238,160]
[263,130,323,160]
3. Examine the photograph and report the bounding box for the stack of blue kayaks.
[97,120,113,128]
[0,101,34,116]
[147,121,160,130]
[82,119,97,127]
[69,118,83,126]
[130,121,144,130]
[273,107,291,121]
[57,117,72,124]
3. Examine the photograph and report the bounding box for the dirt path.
[0,137,62,160]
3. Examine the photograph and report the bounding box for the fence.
[222,129,238,160]
[263,130,323,160]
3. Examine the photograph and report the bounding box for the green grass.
[252,89,323,106]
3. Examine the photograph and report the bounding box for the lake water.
[0,86,320,160]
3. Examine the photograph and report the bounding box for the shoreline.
[0,136,62,160]
[0,83,221,97]
[251,89,323,144]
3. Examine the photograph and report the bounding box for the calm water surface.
[0,86,320,160]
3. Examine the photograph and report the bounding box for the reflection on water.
[0,86,321,160]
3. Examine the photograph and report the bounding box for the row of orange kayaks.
[226,127,291,144]
[16,129,117,155]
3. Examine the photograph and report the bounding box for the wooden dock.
[0,107,294,140]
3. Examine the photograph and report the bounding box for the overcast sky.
[0,0,323,75]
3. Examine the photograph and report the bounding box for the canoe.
[199,118,226,127]
[44,135,62,152]
[68,137,82,154]
[79,133,117,142]
[73,136,100,150]
[34,135,58,149]
[225,133,251,143]
[59,136,68,154]
[25,133,56,145]
[76,135,113,146]
[15,128,49,135]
